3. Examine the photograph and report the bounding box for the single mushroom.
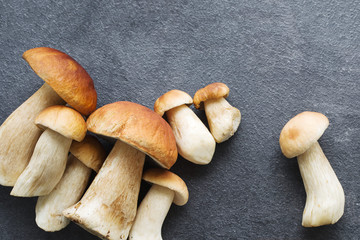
[279,111,345,227]
[154,89,216,164]
[63,101,177,240]
[35,135,106,232]
[11,105,87,197]
[193,82,241,143]
[0,47,96,186]
[129,168,188,240]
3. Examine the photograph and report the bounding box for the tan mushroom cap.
[86,101,178,169]
[70,135,106,172]
[23,47,97,116]
[143,168,189,206]
[35,105,87,142]
[154,90,193,116]
[279,111,329,158]
[193,82,229,109]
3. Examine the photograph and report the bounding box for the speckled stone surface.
[0,1,360,239]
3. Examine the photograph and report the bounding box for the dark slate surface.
[0,1,359,239]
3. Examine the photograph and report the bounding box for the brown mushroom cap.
[69,135,106,172]
[193,82,229,109]
[279,111,329,158]
[86,101,178,169]
[143,168,189,206]
[35,105,87,142]
[154,90,193,116]
[23,47,97,116]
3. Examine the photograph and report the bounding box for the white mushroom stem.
[0,83,65,186]
[166,105,215,165]
[204,97,241,143]
[36,154,91,232]
[63,140,145,240]
[11,128,72,197]
[297,141,345,227]
[129,185,174,240]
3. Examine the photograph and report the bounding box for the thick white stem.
[0,83,65,186]
[129,185,174,240]
[11,128,72,197]
[63,140,145,240]
[36,154,91,232]
[297,141,345,227]
[166,105,215,165]
[204,97,241,143]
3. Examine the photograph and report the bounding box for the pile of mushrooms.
[0,64,242,239]
[3,45,345,240]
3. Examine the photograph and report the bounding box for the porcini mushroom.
[279,111,345,227]
[35,135,106,232]
[63,101,177,240]
[0,47,96,186]
[193,82,241,143]
[11,105,87,197]
[154,89,216,164]
[129,168,188,240]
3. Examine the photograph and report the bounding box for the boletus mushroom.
[193,82,241,143]
[63,101,177,240]
[11,105,87,197]
[154,89,215,164]
[279,111,345,227]
[0,47,96,186]
[129,168,188,240]
[35,135,106,232]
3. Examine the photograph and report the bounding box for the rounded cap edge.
[154,90,193,116]
[87,101,178,169]
[143,168,189,206]
[35,105,87,142]
[279,111,329,158]
[193,82,229,109]
[69,135,106,172]
[23,47,97,116]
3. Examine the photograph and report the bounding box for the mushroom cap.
[154,90,193,116]
[279,111,329,158]
[193,82,229,109]
[23,47,97,116]
[86,101,178,169]
[69,135,106,172]
[35,105,87,142]
[143,168,189,206]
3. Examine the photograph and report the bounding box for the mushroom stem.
[63,140,145,240]
[297,141,345,227]
[204,97,241,143]
[35,154,91,232]
[166,105,215,164]
[129,185,174,240]
[11,128,72,197]
[0,83,65,186]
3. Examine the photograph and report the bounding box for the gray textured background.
[0,0,360,239]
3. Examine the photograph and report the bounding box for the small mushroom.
[193,82,241,143]
[35,135,106,232]
[279,111,345,227]
[11,105,87,197]
[154,89,216,164]
[63,101,177,240]
[0,47,96,186]
[129,168,188,240]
